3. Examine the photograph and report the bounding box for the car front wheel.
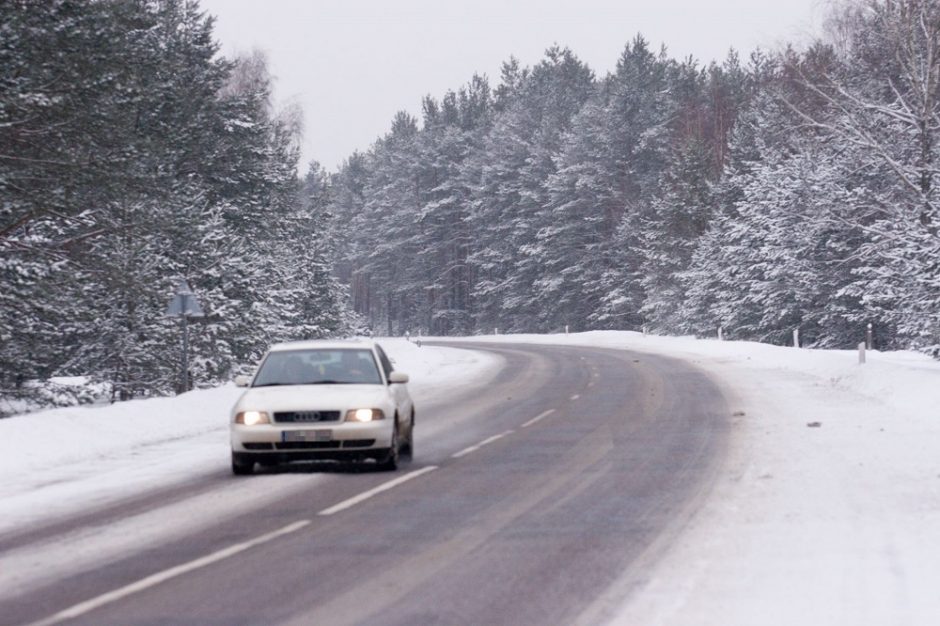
[231,452,255,476]
[401,412,415,460]
[377,423,400,471]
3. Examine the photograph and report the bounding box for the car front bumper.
[231,420,393,463]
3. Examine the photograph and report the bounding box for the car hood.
[233,384,391,414]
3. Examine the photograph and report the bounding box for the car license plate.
[282,429,332,442]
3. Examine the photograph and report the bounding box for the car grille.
[244,443,274,450]
[276,441,342,450]
[273,410,341,423]
[341,439,375,448]
[271,440,376,451]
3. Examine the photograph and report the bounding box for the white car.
[230,339,415,475]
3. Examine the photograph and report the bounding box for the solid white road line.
[451,430,515,459]
[521,409,556,428]
[318,466,439,516]
[28,520,311,626]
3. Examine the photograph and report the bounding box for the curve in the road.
[5,342,731,626]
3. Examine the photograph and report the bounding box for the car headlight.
[235,410,270,426]
[345,408,385,422]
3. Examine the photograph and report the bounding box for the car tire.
[401,412,415,461]
[231,452,255,476]
[377,423,400,471]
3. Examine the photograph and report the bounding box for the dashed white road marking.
[570,394,580,401]
[318,466,439,516]
[451,445,478,459]
[451,430,515,459]
[32,464,445,625]
[28,520,311,626]
[521,409,556,428]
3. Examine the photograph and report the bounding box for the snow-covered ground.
[2,332,938,624]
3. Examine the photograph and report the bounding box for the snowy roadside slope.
[453,331,940,625]
[0,340,498,535]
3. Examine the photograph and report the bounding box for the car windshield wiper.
[251,382,296,387]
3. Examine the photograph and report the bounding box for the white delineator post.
[858,341,867,364]
[718,327,724,341]
[793,328,800,348]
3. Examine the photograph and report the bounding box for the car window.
[374,344,395,379]
[252,349,382,386]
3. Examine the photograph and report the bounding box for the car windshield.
[252,348,383,386]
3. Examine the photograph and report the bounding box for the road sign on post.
[166,279,204,317]
[166,280,204,394]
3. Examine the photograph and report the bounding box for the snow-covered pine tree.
[273,162,353,341]
[792,0,940,352]
[584,38,677,329]
[411,79,492,335]
[1,2,355,412]
[470,46,595,332]
[352,111,422,334]
[638,139,715,333]
[682,52,876,347]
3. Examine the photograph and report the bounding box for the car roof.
[268,338,378,353]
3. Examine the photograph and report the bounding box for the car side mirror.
[388,371,409,384]
[234,375,251,388]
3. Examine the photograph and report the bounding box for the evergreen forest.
[3,0,940,413]
[335,2,940,356]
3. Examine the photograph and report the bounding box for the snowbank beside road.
[0,339,498,535]
[450,331,940,626]
[610,334,940,626]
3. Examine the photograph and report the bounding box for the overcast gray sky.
[199,0,825,172]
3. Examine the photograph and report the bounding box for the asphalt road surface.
[3,342,731,626]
